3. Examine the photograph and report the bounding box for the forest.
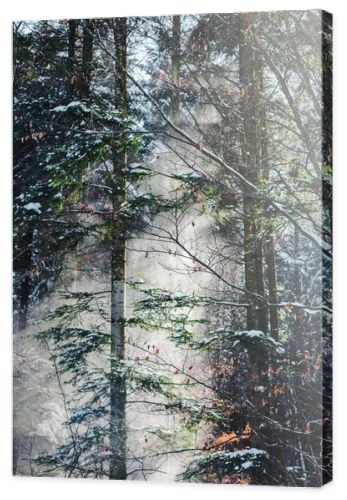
[13,10,332,486]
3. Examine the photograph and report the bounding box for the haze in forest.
[13,10,332,486]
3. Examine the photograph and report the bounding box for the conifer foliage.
[13,11,332,486]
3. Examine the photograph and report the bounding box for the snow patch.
[51,101,91,113]
[23,202,42,214]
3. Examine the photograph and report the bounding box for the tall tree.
[170,15,181,124]
[109,16,128,481]
[80,20,94,96]
[239,14,267,333]
[67,19,78,93]
[257,50,279,340]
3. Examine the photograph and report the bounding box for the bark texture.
[109,16,128,481]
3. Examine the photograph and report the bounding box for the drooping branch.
[93,29,330,259]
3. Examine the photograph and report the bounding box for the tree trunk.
[171,15,181,125]
[263,236,279,340]
[109,16,127,481]
[80,19,94,96]
[67,19,77,93]
[239,14,267,333]
[258,55,279,341]
[17,228,33,330]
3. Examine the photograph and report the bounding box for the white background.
[1,0,345,498]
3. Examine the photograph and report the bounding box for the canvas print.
[13,10,332,486]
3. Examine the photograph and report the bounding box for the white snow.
[23,202,42,214]
[241,460,254,470]
[243,330,263,338]
[51,101,91,113]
